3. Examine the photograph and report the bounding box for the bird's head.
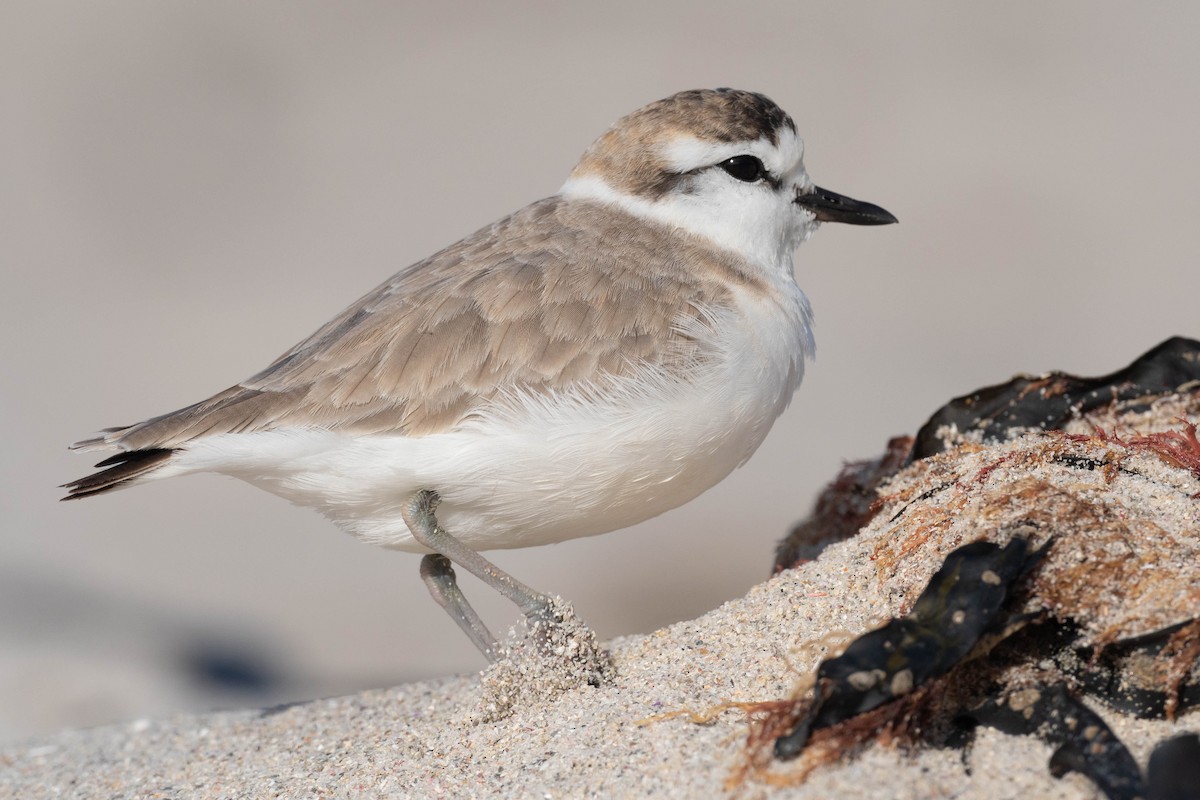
[562,88,896,272]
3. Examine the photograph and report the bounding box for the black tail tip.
[61,448,175,500]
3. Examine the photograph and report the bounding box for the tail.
[60,447,176,500]
[62,383,273,500]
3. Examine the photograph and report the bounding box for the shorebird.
[64,88,896,662]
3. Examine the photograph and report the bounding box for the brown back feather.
[90,196,765,452]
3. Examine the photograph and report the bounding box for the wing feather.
[86,195,764,450]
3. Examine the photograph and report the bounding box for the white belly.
[177,282,813,552]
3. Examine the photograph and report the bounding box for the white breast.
[177,278,814,552]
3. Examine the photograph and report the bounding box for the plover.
[63,88,896,662]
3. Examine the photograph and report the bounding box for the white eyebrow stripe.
[659,128,804,179]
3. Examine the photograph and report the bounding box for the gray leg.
[402,489,557,642]
[419,554,498,660]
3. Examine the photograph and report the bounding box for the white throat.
[559,174,808,276]
[561,124,816,275]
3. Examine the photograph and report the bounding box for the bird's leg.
[419,554,498,660]
[402,489,558,652]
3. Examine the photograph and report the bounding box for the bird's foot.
[474,596,615,722]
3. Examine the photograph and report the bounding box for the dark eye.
[718,155,766,182]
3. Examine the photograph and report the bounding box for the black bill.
[796,185,898,225]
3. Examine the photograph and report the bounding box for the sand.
[4,422,1197,799]
[1,548,1192,796]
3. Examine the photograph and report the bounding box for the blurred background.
[3,2,1198,744]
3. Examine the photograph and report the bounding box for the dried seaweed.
[911,336,1200,461]
[1062,619,1200,721]
[1146,733,1200,800]
[757,340,1200,794]
[774,436,912,570]
[774,538,1038,759]
[960,682,1144,800]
